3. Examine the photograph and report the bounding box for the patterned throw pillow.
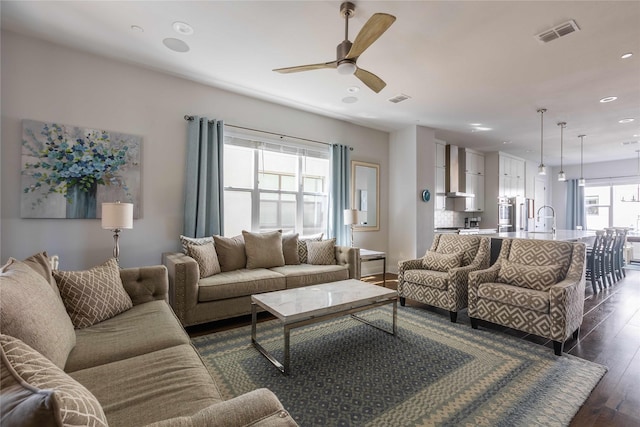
[213,234,247,272]
[53,258,133,329]
[242,230,285,269]
[0,334,108,427]
[187,242,221,278]
[298,233,324,264]
[179,235,214,254]
[307,238,337,265]
[282,233,300,265]
[497,259,564,291]
[0,258,76,369]
[422,251,463,272]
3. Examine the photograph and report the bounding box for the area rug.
[192,306,606,427]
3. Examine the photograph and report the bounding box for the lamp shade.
[102,202,133,230]
[343,209,358,225]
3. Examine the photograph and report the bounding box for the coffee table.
[251,279,397,374]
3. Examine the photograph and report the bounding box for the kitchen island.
[485,229,595,264]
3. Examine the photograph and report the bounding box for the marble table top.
[251,279,397,323]
[484,229,596,242]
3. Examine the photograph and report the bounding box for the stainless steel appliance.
[497,197,512,232]
[497,197,534,232]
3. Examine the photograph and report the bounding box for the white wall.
[1,31,389,270]
[551,158,638,228]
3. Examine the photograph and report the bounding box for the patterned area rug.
[192,306,606,427]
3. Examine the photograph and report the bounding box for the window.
[585,183,640,231]
[223,133,330,237]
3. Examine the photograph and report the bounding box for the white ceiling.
[2,1,640,166]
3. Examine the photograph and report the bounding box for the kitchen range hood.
[445,145,474,198]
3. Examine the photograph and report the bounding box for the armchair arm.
[162,252,200,325]
[145,388,298,427]
[335,246,360,279]
[397,258,424,280]
[120,265,169,305]
[549,243,587,341]
[467,264,502,317]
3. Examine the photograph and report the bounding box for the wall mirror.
[351,161,380,231]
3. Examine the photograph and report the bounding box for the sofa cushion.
[497,259,564,291]
[0,334,108,427]
[421,251,463,272]
[282,233,300,265]
[270,264,349,289]
[478,282,550,313]
[307,239,336,265]
[22,251,62,302]
[0,258,76,369]
[188,242,221,278]
[64,300,190,373]
[198,269,287,302]
[53,258,133,329]
[297,233,323,264]
[507,239,573,274]
[69,344,222,427]
[180,235,213,254]
[243,230,285,269]
[213,235,247,272]
[403,269,449,290]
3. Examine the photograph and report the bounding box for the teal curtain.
[565,179,586,230]
[329,144,351,246]
[184,117,224,237]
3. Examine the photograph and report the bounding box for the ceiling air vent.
[622,140,639,146]
[388,93,411,104]
[536,20,580,43]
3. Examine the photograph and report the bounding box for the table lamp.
[102,201,133,262]
[343,209,359,247]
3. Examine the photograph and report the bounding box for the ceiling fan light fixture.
[337,62,357,75]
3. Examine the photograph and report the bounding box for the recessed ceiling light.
[634,134,640,138]
[470,123,482,126]
[173,21,194,35]
[346,86,360,94]
[619,118,635,124]
[162,38,190,53]
[473,127,492,131]
[130,25,144,32]
[599,96,617,103]
[342,96,358,104]
[621,52,633,59]
[502,141,512,144]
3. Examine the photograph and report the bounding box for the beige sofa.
[164,245,360,327]
[0,254,298,427]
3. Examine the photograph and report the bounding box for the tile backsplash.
[434,209,467,228]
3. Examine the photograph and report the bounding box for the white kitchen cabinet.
[435,166,446,210]
[465,151,485,176]
[499,155,525,197]
[436,143,446,168]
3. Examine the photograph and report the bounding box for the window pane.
[224,145,254,188]
[260,200,278,228]
[224,190,252,236]
[281,175,297,191]
[303,194,327,235]
[613,185,640,228]
[259,193,297,231]
[259,173,279,190]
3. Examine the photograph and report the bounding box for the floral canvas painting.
[21,119,141,219]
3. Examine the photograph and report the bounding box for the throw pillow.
[282,233,300,265]
[298,233,324,264]
[242,230,286,269]
[21,251,62,302]
[0,258,76,369]
[0,334,108,427]
[187,242,221,278]
[179,235,214,254]
[497,259,564,291]
[422,251,463,272]
[213,234,247,272]
[307,238,337,265]
[53,258,133,329]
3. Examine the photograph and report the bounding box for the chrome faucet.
[536,205,556,236]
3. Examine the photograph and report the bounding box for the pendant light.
[578,134,586,186]
[557,121,567,181]
[537,108,547,175]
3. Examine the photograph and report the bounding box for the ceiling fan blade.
[273,61,337,74]
[354,67,386,93]
[346,13,396,60]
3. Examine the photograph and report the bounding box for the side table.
[360,249,387,287]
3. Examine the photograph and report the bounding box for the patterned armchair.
[398,234,491,322]
[468,238,586,356]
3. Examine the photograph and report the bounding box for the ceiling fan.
[273,2,396,93]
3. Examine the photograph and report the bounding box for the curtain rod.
[183,115,352,150]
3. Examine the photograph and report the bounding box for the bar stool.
[586,230,604,293]
[601,229,616,287]
[613,228,629,280]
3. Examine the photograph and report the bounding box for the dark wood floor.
[187,268,640,426]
